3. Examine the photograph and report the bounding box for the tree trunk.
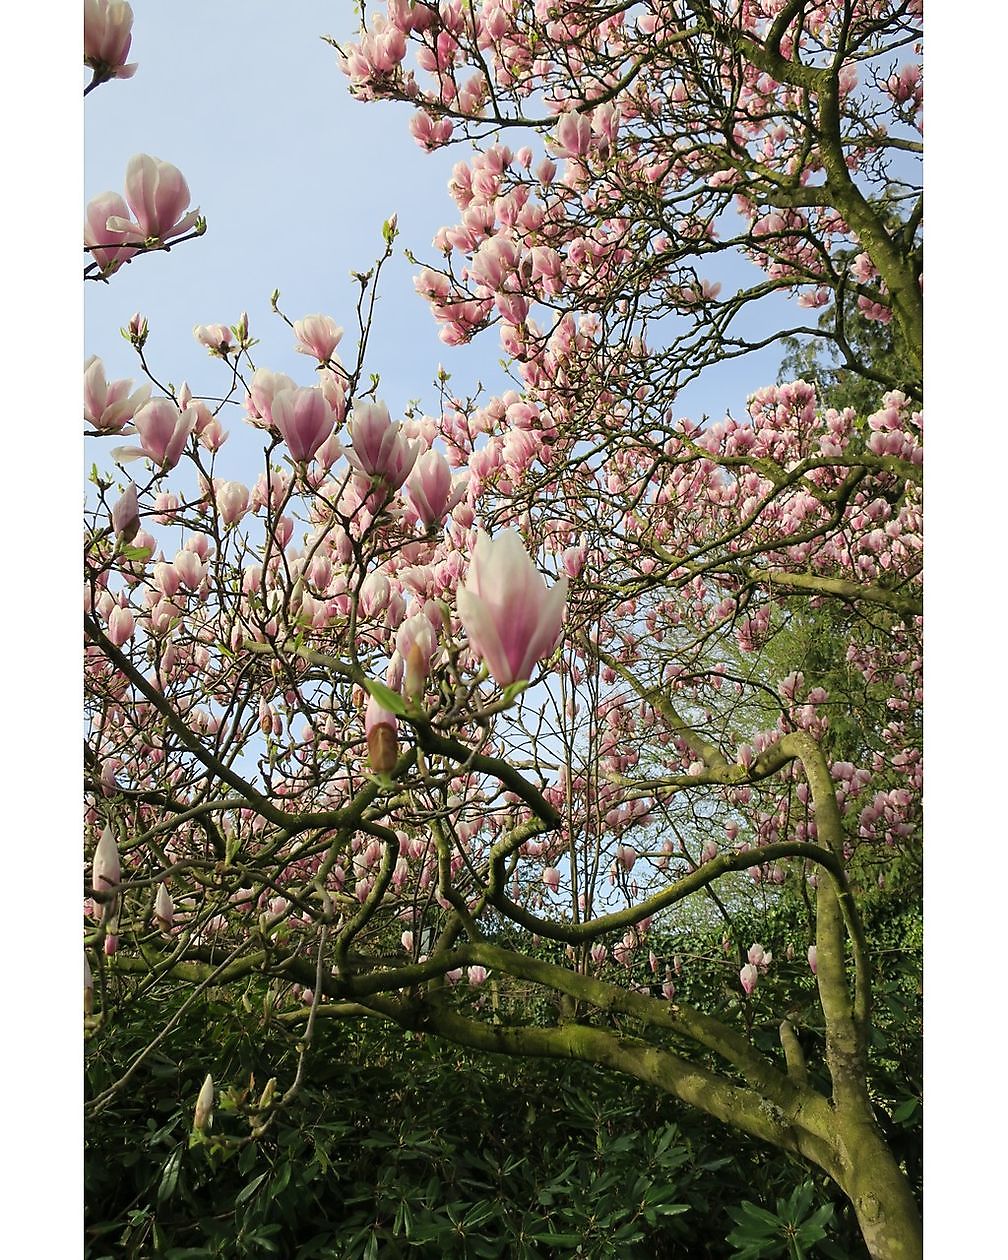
[838,1121,923,1260]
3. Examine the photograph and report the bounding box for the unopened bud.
[123,311,148,348]
[193,1073,214,1132]
[367,722,398,773]
[93,824,121,895]
[154,882,174,932]
[365,694,398,773]
[111,483,140,543]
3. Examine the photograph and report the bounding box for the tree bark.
[836,1118,923,1260]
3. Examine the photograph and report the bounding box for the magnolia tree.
[84,3,922,1257]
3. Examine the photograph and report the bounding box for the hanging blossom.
[84,0,138,82]
[457,529,568,686]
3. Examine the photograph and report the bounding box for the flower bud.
[154,882,174,932]
[193,1073,214,1133]
[93,824,121,894]
[365,694,398,773]
[111,483,140,543]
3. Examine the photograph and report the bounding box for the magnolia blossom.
[270,387,335,463]
[740,963,759,995]
[346,401,421,490]
[542,866,561,893]
[84,0,138,81]
[107,605,135,647]
[397,613,439,700]
[747,942,772,971]
[407,450,468,528]
[214,480,250,527]
[104,154,200,245]
[294,314,344,361]
[84,357,150,432]
[246,369,297,428]
[84,193,138,274]
[132,398,196,469]
[808,945,818,974]
[194,324,234,356]
[456,529,568,686]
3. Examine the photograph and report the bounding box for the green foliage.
[85,989,866,1258]
[726,1182,845,1259]
[776,290,919,413]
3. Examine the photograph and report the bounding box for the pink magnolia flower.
[246,368,297,428]
[808,945,818,974]
[542,866,561,893]
[467,966,488,985]
[107,606,135,647]
[396,613,438,700]
[346,401,421,490]
[214,480,250,527]
[740,963,759,995]
[84,357,150,431]
[407,450,468,529]
[105,154,200,245]
[84,0,138,81]
[617,843,637,872]
[554,110,593,158]
[132,398,196,469]
[193,324,234,356]
[294,314,344,362]
[456,529,568,686]
[270,387,335,463]
[84,192,139,274]
[747,942,772,971]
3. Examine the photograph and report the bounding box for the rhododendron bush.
[84,3,923,1257]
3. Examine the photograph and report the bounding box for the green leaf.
[271,1160,292,1196]
[362,677,408,716]
[235,1170,270,1205]
[733,1200,785,1229]
[891,1097,920,1123]
[157,1144,184,1205]
[120,544,152,563]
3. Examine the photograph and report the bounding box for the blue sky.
[84,0,793,478]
